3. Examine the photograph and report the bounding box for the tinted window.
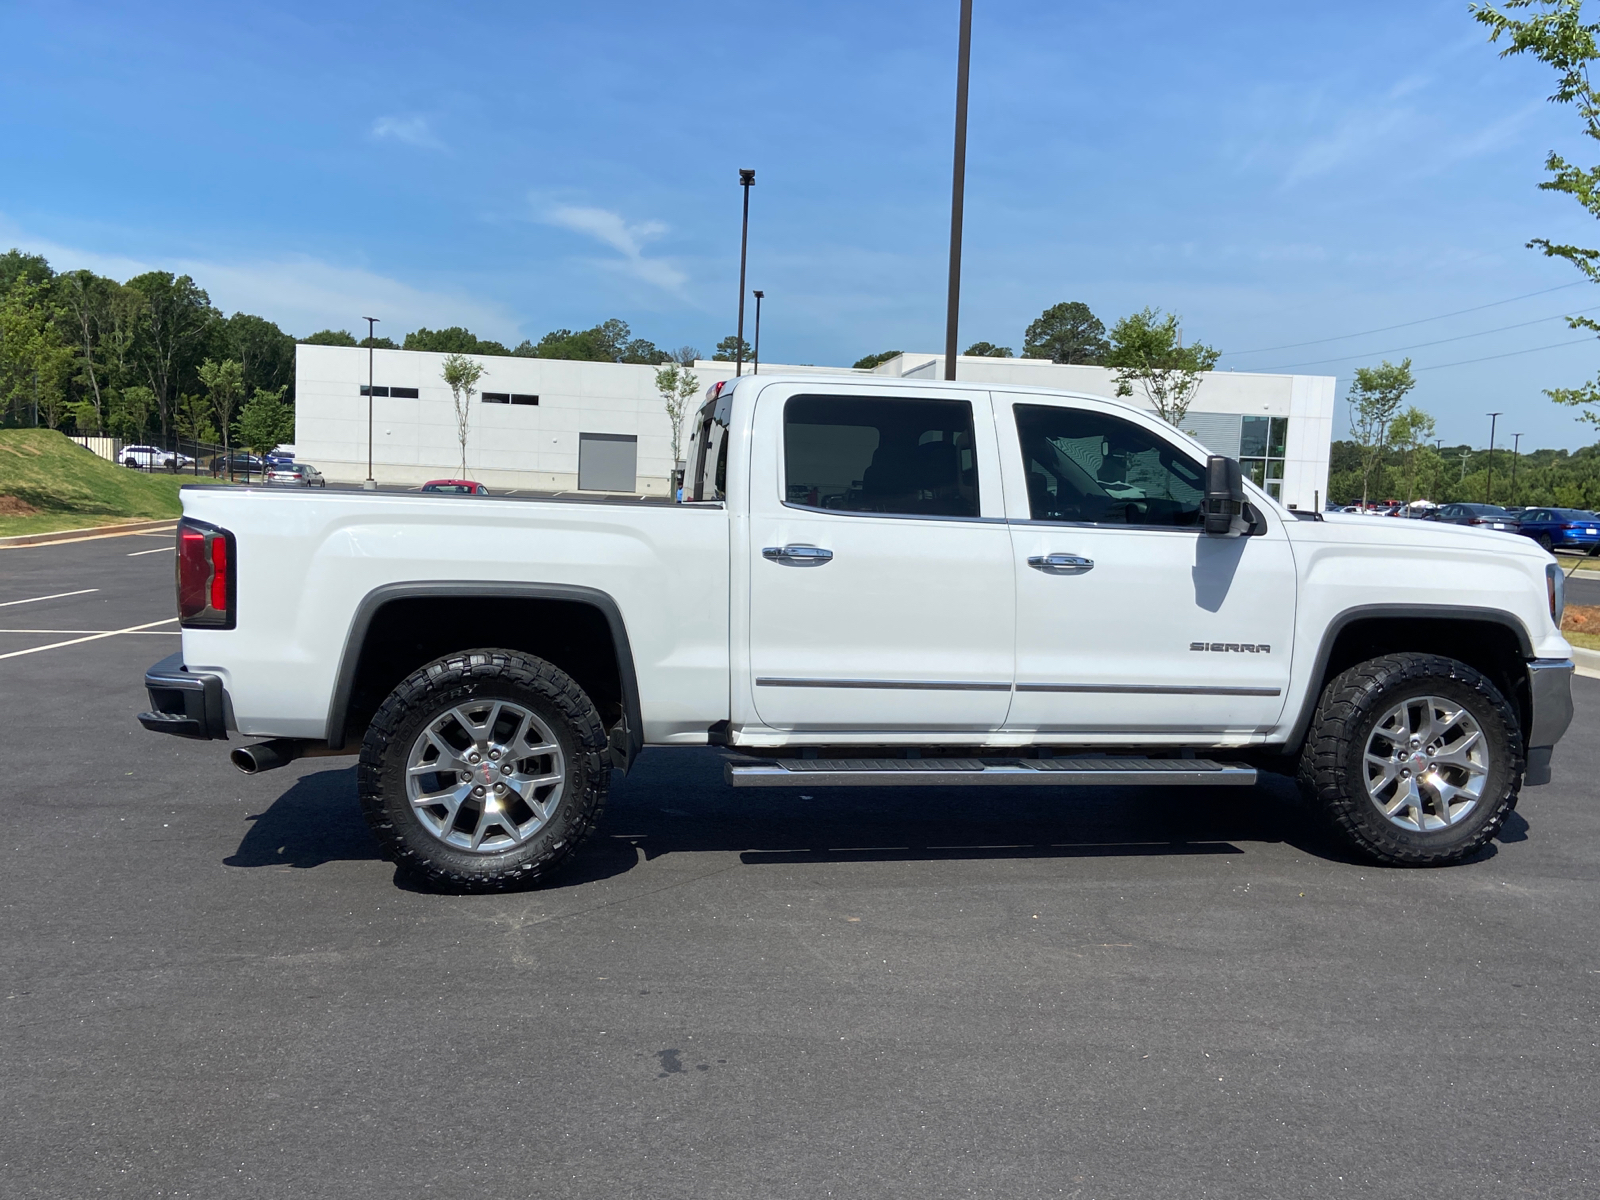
[690,403,728,502]
[1014,404,1205,527]
[783,395,978,518]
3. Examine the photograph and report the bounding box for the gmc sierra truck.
[138,375,1576,889]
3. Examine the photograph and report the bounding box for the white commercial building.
[294,344,1335,509]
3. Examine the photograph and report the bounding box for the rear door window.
[782,394,978,518]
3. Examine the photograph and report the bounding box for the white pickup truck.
[138,374,1576,889]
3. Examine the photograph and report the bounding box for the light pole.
[364,316,379,490]
[1511,432,1523,505]
[752,290,764,375]
[1486,411,1502,504]
[735,169,755,376]
[944,0,973,382]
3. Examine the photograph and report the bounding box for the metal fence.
[72,435,272,482]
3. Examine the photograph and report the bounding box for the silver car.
[264,462,326,488]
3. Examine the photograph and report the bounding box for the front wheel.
[1298,652,1522,866]
[359,649,610,891]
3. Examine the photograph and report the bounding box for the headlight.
[1547,562,1566,628]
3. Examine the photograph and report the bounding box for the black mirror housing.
[1204,455,1246,535]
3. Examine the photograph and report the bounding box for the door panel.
[745,386,1014,733]
[998,395,1295,738]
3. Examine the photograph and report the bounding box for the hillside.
[0,429,186,537]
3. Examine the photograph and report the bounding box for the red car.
[420,479,489,495]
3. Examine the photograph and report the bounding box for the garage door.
[577,433,638,492]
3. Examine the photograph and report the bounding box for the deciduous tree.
[441,352,484,479]
[1347,359,1415,509]
[198,358,245,459]
[963,341,1014,357]
[235,386,294,455]
[655,363,700,495]
[1103,308,1221,427]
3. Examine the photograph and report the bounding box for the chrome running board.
[725,757,1257,788]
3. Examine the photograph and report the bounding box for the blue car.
[1514,506,1600,553]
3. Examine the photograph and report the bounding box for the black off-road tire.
[358,648,609,892]
[1297,652,1523,866]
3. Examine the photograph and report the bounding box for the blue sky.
[5,0,1600,448]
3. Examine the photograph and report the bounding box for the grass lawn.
[0,429,188,538]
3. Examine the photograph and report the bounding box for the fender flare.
[324,581,644,771]
[1280,603,1535,754]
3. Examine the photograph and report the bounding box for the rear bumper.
[1524,657,1575,786]
[137,652,230,740]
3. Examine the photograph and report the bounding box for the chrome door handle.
[1028,553,1094,573]
[763,544,834,566]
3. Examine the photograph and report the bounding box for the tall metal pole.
[1511,432,1523,504]
[736,169,755,377]
[752,290,764,375]
[1486,412,1501,504]
[364,316,379,490]
[944,0,974,381]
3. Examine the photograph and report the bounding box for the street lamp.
[1511,432,1523,505]
[364,316,379,490]
[752,290,764,375]
[1486,411,1502,505]
[735,169,755,377]
[944,0,974,382]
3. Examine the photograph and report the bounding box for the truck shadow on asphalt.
[224,750,1523,886]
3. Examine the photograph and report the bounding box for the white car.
[121,445,193,471]
[137,374,1575,887]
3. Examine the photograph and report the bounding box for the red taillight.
[175,519,235,628]
[1469,518,1486,525]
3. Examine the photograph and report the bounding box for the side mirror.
[1203,455,1246,535]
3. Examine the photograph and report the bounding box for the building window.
[1240,416,1288,501]
[359,385,389,397]
[511,393,538,405]
[483,392,539,406]
[358,385,419,398]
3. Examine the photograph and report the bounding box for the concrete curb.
[1570,646,1600,681]
[0,518,178,549]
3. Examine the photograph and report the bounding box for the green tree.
[1474,0,1600,425]
[713,334,753,363]
[301,329,358,346]
[173,391,218,444]
[0,249,52,298]
[667,346,700,365]
[0,278,73,429]
[111,385,155,441]
[405,326,511,356]
[234,386,294,454]
[521,319,657,363]
[655,363,700,494]
[197,358,245,459]
[126,271,218,440]
[1023,301,1108,364]
[852,349,901,370]
[1103,308,1221,427]
[964,341,1014,357]
[225,313,296,403]
[1346,359,1415,509]
[441,352,485,478]
[1388,404,1437,504]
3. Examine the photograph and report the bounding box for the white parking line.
[0,628,181,635]
[0,588,99,609]
[127,546,174,556]
[0,618,178,661]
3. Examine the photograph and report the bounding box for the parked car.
[421,479,489,495]
[264,447,296,466]
[208,453,267,477]
[264,462,325,488]
[121,445,193,471]
[1429,503,1519,531]
[138,372,1576,887]
[1514,507,1600,553]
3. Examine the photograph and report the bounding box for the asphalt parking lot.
[2,528,1598,1199]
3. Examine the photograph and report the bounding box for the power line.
[1253,305,1600,371]
[1220,281,1584,356]
[1411,335,1597,372]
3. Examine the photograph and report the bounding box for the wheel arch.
[325,582,644,771]
[1282,604,1534,755]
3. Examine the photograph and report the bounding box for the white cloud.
[543,204,688,292]
[0,219,518,340]
[371,115,443,150]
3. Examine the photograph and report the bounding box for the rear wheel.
[1298,652,1521,866]
[359,648,609,891]
[1537,533,1553,550]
